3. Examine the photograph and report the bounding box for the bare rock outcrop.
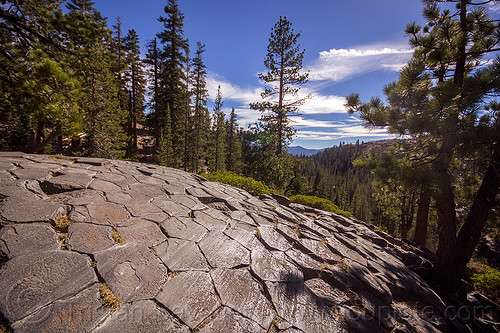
[0,152,497,332]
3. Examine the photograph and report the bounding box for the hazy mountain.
[288,146,324,156]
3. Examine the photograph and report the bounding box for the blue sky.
[92,0,498,149]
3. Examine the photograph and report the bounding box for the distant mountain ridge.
[288,146,324,156]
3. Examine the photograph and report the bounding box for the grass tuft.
[99,283,121,312]
[111,228,125,245]
[53,215,71,232]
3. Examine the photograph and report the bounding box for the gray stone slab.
[0,192,65,223]
[251,247,303,283]
[94,173,134,190]
[211,268,274,330]
[199,231,250,268]
[10,166,54,181]
[229,210,255,226]
[152,196,191,217]
[49,188,105,206]
[133,174,167,186]
[40,168,95,194]
[193,209,229,231]
[304,278,349,306]
[67,205,90,223]
[160,216,208,242]
[339,306,384,333]
[299,238,342,264]
[357,290,397,330]
[86,202,128,225]
[67,223,114,254]
[88,178,122,192]
[126,201,165,218]
[247,212,275,226]
[346,260,393,304]
[162,181,186,195]
[327,234,367,265]
[0,223,59,258]
[155,238,210,271]
[170,194,206,210]
[115,218,166,247]
[285,249,324,276]
[258,226,293,251]
[156,271,220,329]
[94,244,167,303]
[198,306,266,333]
[0,251,97,322]
[104,190,132,204]
[223,222,260,249]
[12,284,108,333]
[265,281,343,333]
[94,299,190,333]
[128,183,166,197]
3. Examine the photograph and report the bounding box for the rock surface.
[0,152,497,332]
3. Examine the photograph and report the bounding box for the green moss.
[201,171,275,196]
[289,195,352,217]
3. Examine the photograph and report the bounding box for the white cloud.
[296,126,392,141]
[204,68,395,145]
[299,92,347,114]
[291,116,346,128]
[319,47,412,59]
[308,43,413,83]
[487,1,500,13]
[206,73,261,106]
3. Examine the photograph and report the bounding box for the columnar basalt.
[0,152,496,332]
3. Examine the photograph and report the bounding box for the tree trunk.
[400,194,409,241]
[35,120,44,146]
[455,146,500,279]
[413,190,430,247]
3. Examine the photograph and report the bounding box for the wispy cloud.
[307,43,413,83]
[296,126,392,141]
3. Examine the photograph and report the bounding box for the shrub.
[289,194,352,217]
[465,261,500,302]
[201,171,275,196]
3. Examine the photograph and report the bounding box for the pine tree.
[144,38,160,144]
[189,42,209,173]
[65,0,128,157]
[213,85,226,171]
[250,16,309,156]
[225,107,243,173]
[156,104,173,166]
[157,0,189,167]
[0,0,79,152]
[346,0,500,292]
[123,29,146,158]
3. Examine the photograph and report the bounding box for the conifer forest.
[1,0,499,298]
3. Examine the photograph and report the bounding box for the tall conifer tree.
[225,108,243,173]
[123,29,146,157]
[65,0,127,157]
[189,42,209,173]
[250,16,309,156]
[346,0,500,292]
[213,86,226,171]
[157,0,189,167]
